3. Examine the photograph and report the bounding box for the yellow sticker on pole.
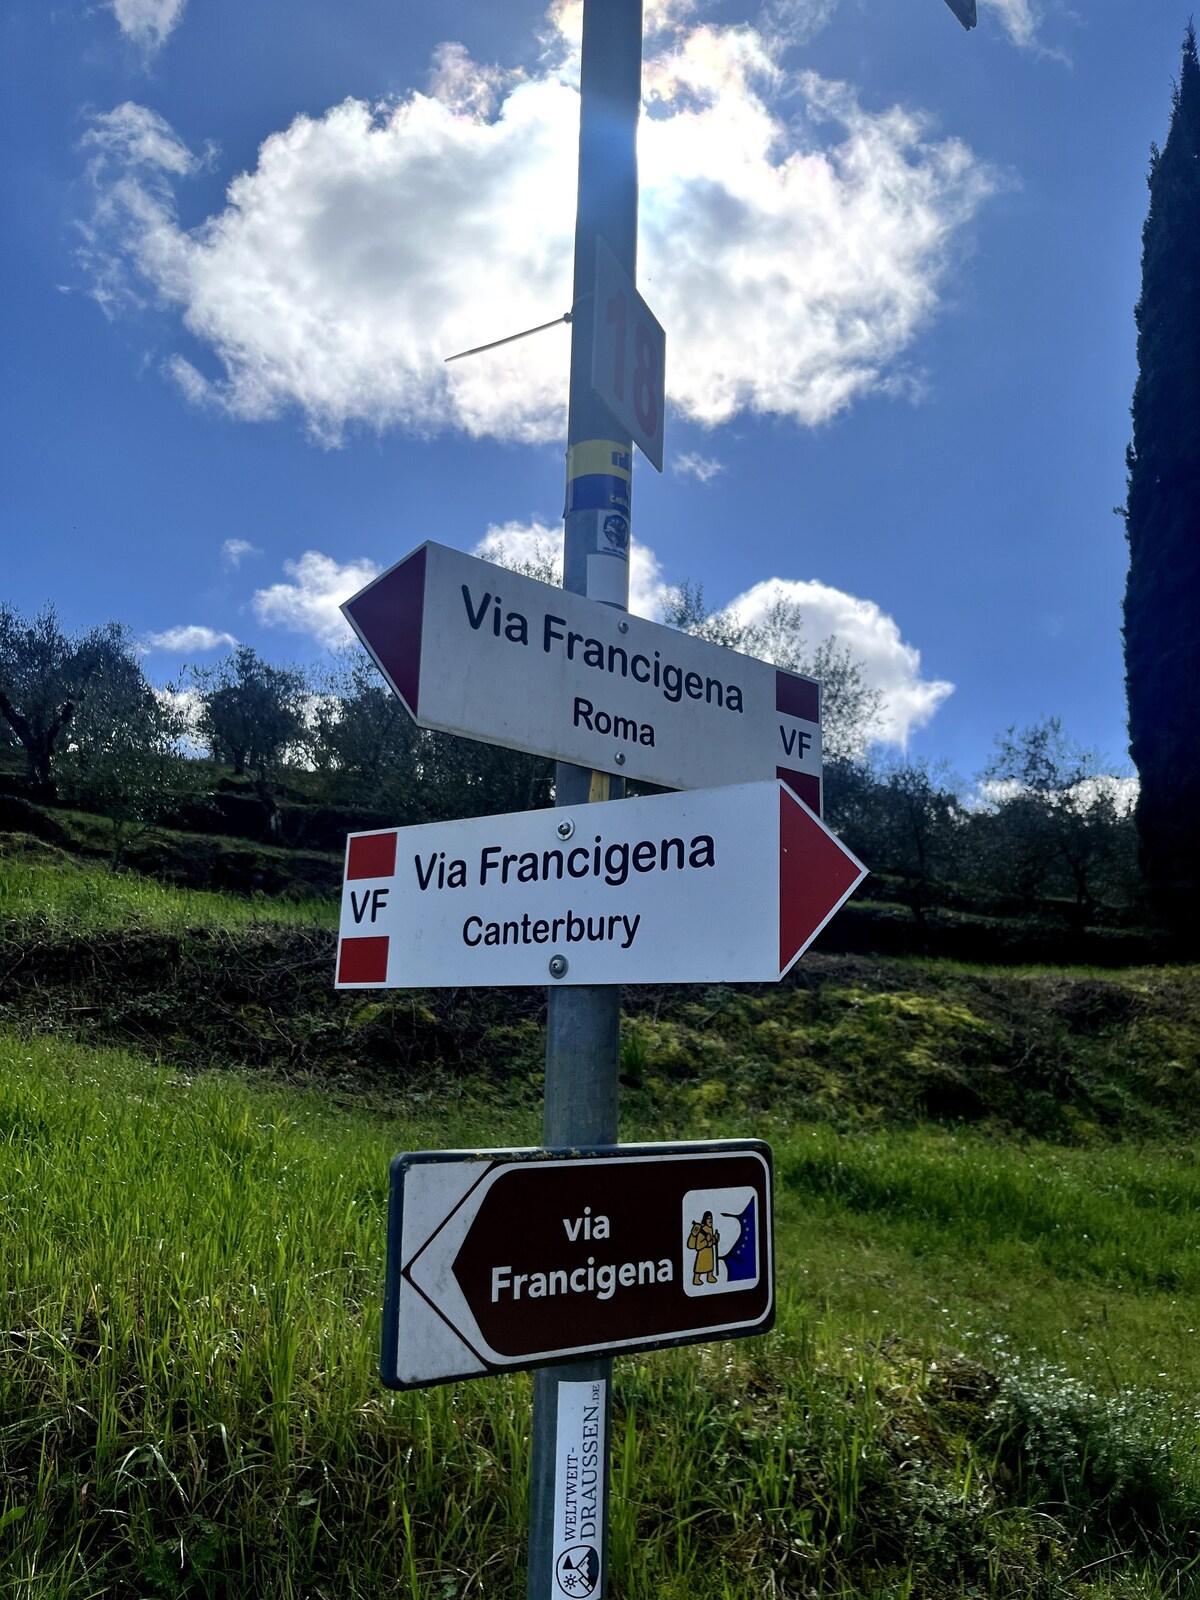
[566,442,631,482]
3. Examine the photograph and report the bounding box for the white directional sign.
[382,1141,774,1389]
[336,779,866,990]
[591,237,666,471]
[341,542,823,814]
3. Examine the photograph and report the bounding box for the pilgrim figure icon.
[681,1185,760,1297]
[687,1211,720,1285]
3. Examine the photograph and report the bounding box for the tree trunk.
[0,689,73,799]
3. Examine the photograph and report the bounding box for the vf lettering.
[779,724,813,759]
[349,887,390,924]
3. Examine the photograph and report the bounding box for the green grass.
[774,1124,1200,1409]
[3,1031,1199,1598]
[0,852,337,934]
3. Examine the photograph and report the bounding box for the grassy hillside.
[4,1031,1200,1599]
[3,832,1200,1596]
[3,843,1198,1139]
[0,843,337,933]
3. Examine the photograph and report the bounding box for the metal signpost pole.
[527,1,643,1595]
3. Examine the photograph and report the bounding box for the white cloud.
[252,551,381,648]
[971,773,1138,815]
[156,684,205,754]
[109,0,187,55]
[1079,774,1139,816]
[473,520,564,581]
[472,522,671,619]
[143,624,237,653]
[169,356,212,404]
[77,104,205,314]
[721,577,954,746]
[980,0,1042,50]
[78,8,995,444]
[427,41,524,119]
[759,0,1059,53]
[673,451,725,484]
[222,538,261,568]
[759,0,842,48]
[82,101,197,178]
[644,0,701,35]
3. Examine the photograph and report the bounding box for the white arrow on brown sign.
[382,1141,774,1389]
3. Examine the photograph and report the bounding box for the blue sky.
[1,0,1186,783]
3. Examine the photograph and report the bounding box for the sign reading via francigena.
[381,1141,774,1389]
[340,542,823,814]
[335,779,867,990]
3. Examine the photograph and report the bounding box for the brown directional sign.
[382,1141,774,1389]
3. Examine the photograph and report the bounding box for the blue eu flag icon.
[720,1198,757,1282]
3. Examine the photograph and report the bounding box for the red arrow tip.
[342,545,427,715]
[779,785,866,973]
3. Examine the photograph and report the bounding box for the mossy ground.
[3,843,1199,1138]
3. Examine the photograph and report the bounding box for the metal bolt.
[556,818,575,840]
[549,954,569,979]
[618,620,629,633]
[614,752,625,765]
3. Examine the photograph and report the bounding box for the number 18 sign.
[591,236,666,472]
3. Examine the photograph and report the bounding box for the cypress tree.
[1123,24,1200,927]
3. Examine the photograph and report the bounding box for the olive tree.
[660,583,885,761]
[975,718,1138,925]
[58,677,188,868]
[191,646,310,778]
[0,603,145,795]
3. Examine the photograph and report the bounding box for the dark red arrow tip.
[779,785,866,973]
[342,545,426,716]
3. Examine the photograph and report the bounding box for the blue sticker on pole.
[565,474,631,518]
